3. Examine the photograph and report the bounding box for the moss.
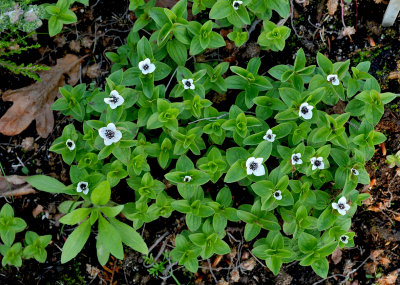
[53,262,86,285]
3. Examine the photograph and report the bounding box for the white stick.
[382,0,400,27]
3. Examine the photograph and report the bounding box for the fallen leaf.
[0,54,84,138]
[331,247,343,264]
[0,175,36,197]
[342,26,356,38]
[327,0,338,15]
[69,40,81,53]
[377,269,399,285]
[21,137,35,151]
[86,63,102,79]
[230,269,240,282]
[32,204,44,218]
[240,257,256,271]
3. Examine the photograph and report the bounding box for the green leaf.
[91,181,111,205]
[224,160,246,183]
[61,219,91,263]
[26,175,67,194]
[298,232,318,253]
[109,218,148,254]
[98,215,124,259]
[167,39,187,66]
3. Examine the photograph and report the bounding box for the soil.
[1,0,400,284]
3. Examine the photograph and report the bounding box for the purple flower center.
[249,162,258,171]
[105,129,115,139]
[314,160,321,167]
[301,106,309,114]
[338,203,345,210]
[110,95,119,103]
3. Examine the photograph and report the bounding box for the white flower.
[327,74,340,86]
[246,157,265,176]
[99,123,122,146]
[77,182,89,195]
[182,79,195,90]
[273,190,282,200]
[332,196,351,215]
[310,157,324,170]
[104,90,124,109]
[351,168,359,176]
[291,153,303,165]
[263,129,276,142]
[138,58,156,75]
[232,0,243,10]
[183,176,192,182]
[65,139,76,151]
[299,102,314,120]
[340,235,349,244]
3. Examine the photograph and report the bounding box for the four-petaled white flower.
[327,74,340,86]
[263,129,276,142]
[246,157,265,176]
[351,168,359,176]
[66,139,76,151]
[138,58,156,75]
[291,153,303,165]
[310,157,324,170]
[104,90,124,109]
[232,0,243,10]
[183,176,192,182]
[182,79,195,90]
[299,102,314,120]
[273,190,282,200]
[332,196,351,215]
[340,235,349,244]
[77,181,89,195]
[99,123,122,146]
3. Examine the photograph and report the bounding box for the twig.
[148,231,170,254]
[340,0,347,29]
[290,0,302,38]
[187,113,228,125]
[165,68,177,93]
[208,259,218,284]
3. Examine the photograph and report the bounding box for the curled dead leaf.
[0,175,36,197]
[327,0,338,15]
[0,54,85,138]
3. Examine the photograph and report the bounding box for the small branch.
[187,113,228,125]
[340,0,347,29]
[148,231,170,254]
[208,259,218,284]
[290,0,302,38]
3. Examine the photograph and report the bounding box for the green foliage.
[42,0,87,37]
[0,204,51,267]
[23,0,398,279]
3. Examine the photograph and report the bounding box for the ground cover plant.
[1,0,400,284]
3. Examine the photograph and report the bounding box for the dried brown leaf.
[0,175,36,197]
[377,269,399,285]
[332,247,343,264]
[342,26,356,37]
[240,257,256,271]
[0,54,83,138]
[327,0,338,15]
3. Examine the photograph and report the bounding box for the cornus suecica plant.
[24,0,399,280]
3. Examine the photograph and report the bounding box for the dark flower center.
[234,2,240,7]
[293,156,299,162]
[80,184,87,190]
[267,134,272,139]
[249,162,258,171]
[105,129,115,139]
[314,160,321,166]
[143,64,149,70]
[185,81,191,87]
[67,141,73,147]
[338,203,345,210]
[352,169,357,174]
[274,192,280,197]
[301,106,309,114]
[329,76,336,82]
[110,95,119,103]
[184,177,191,182]
[341,236,347,241]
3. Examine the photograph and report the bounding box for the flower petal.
[338,196,347,204]
[253,165,265,176]
[246,157,255,168]
[332,202,338,209]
